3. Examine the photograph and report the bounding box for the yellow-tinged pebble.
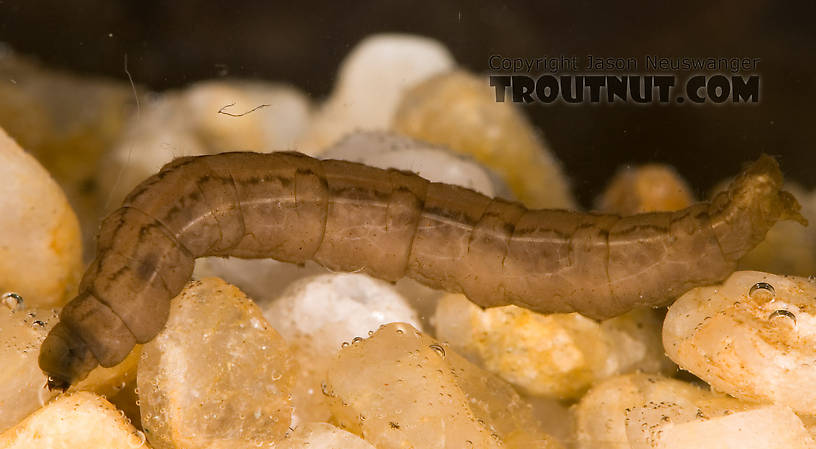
[0,127,82,307]
[138,277,296,449]
[597,163,694,214]
[434,294,673,399]
[393,71,575,209]
[72,345,141,399]
[664,271,816,415]
[326,322,564,449]
[0,52,133,248]
[183,81,267,152]
[0,392,150,449]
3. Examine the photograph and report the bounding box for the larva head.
[38,322,99,390]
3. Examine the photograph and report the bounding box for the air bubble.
[429,344,446,358]
[749,282,775,302]
[2,292,23,311]
[127,430,146,448]
[351,336,363,344]
[341,341,350,348]
[769,309,796,326]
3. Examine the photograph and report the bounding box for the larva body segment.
[407,182,492,294]
[313,159,410,280]
[39,152,804,388]
[211,152,327,262]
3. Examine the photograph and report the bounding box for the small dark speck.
[79,177,97,194]
[389,421,400,429]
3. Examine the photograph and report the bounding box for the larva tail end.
[743,154,806,226]
[38,322,99,390]
[743,154,784,185]
[778,190,808,226]
[708,154,806,261]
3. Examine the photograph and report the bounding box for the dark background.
[1,0,813,206]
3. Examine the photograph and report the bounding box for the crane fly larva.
[39,152,805,389]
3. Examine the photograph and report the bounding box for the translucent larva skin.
[39,152,804,388]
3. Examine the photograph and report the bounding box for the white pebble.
[628,404,815,449]
[99,80,311,208]
[264,273,422,348]
[275,422,375,449]
[263,273,421,424]
[297,34,454,154]
[573,372,815,449]
[322,130,506,197]
[664,271,816,415]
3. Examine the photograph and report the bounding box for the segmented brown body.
[39,152,804,387]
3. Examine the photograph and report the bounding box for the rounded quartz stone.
[325,323,563,449]
[99,80,311,209]
[0,127,82,307]
[274,423,375,449]
[394,70,575,209]
[296,33,454,155]
[573,373,814,449]
[182,80,311,154]
[263,273,422,424]
[737,183,816,276]
[596,163,694,215]
[321,130,504,198]
[0,294,141,432]
[0,392,152,449]
[138,277,295,449]
[433,293,673,399]
[664,271,816,415]
[0,304,60,432]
